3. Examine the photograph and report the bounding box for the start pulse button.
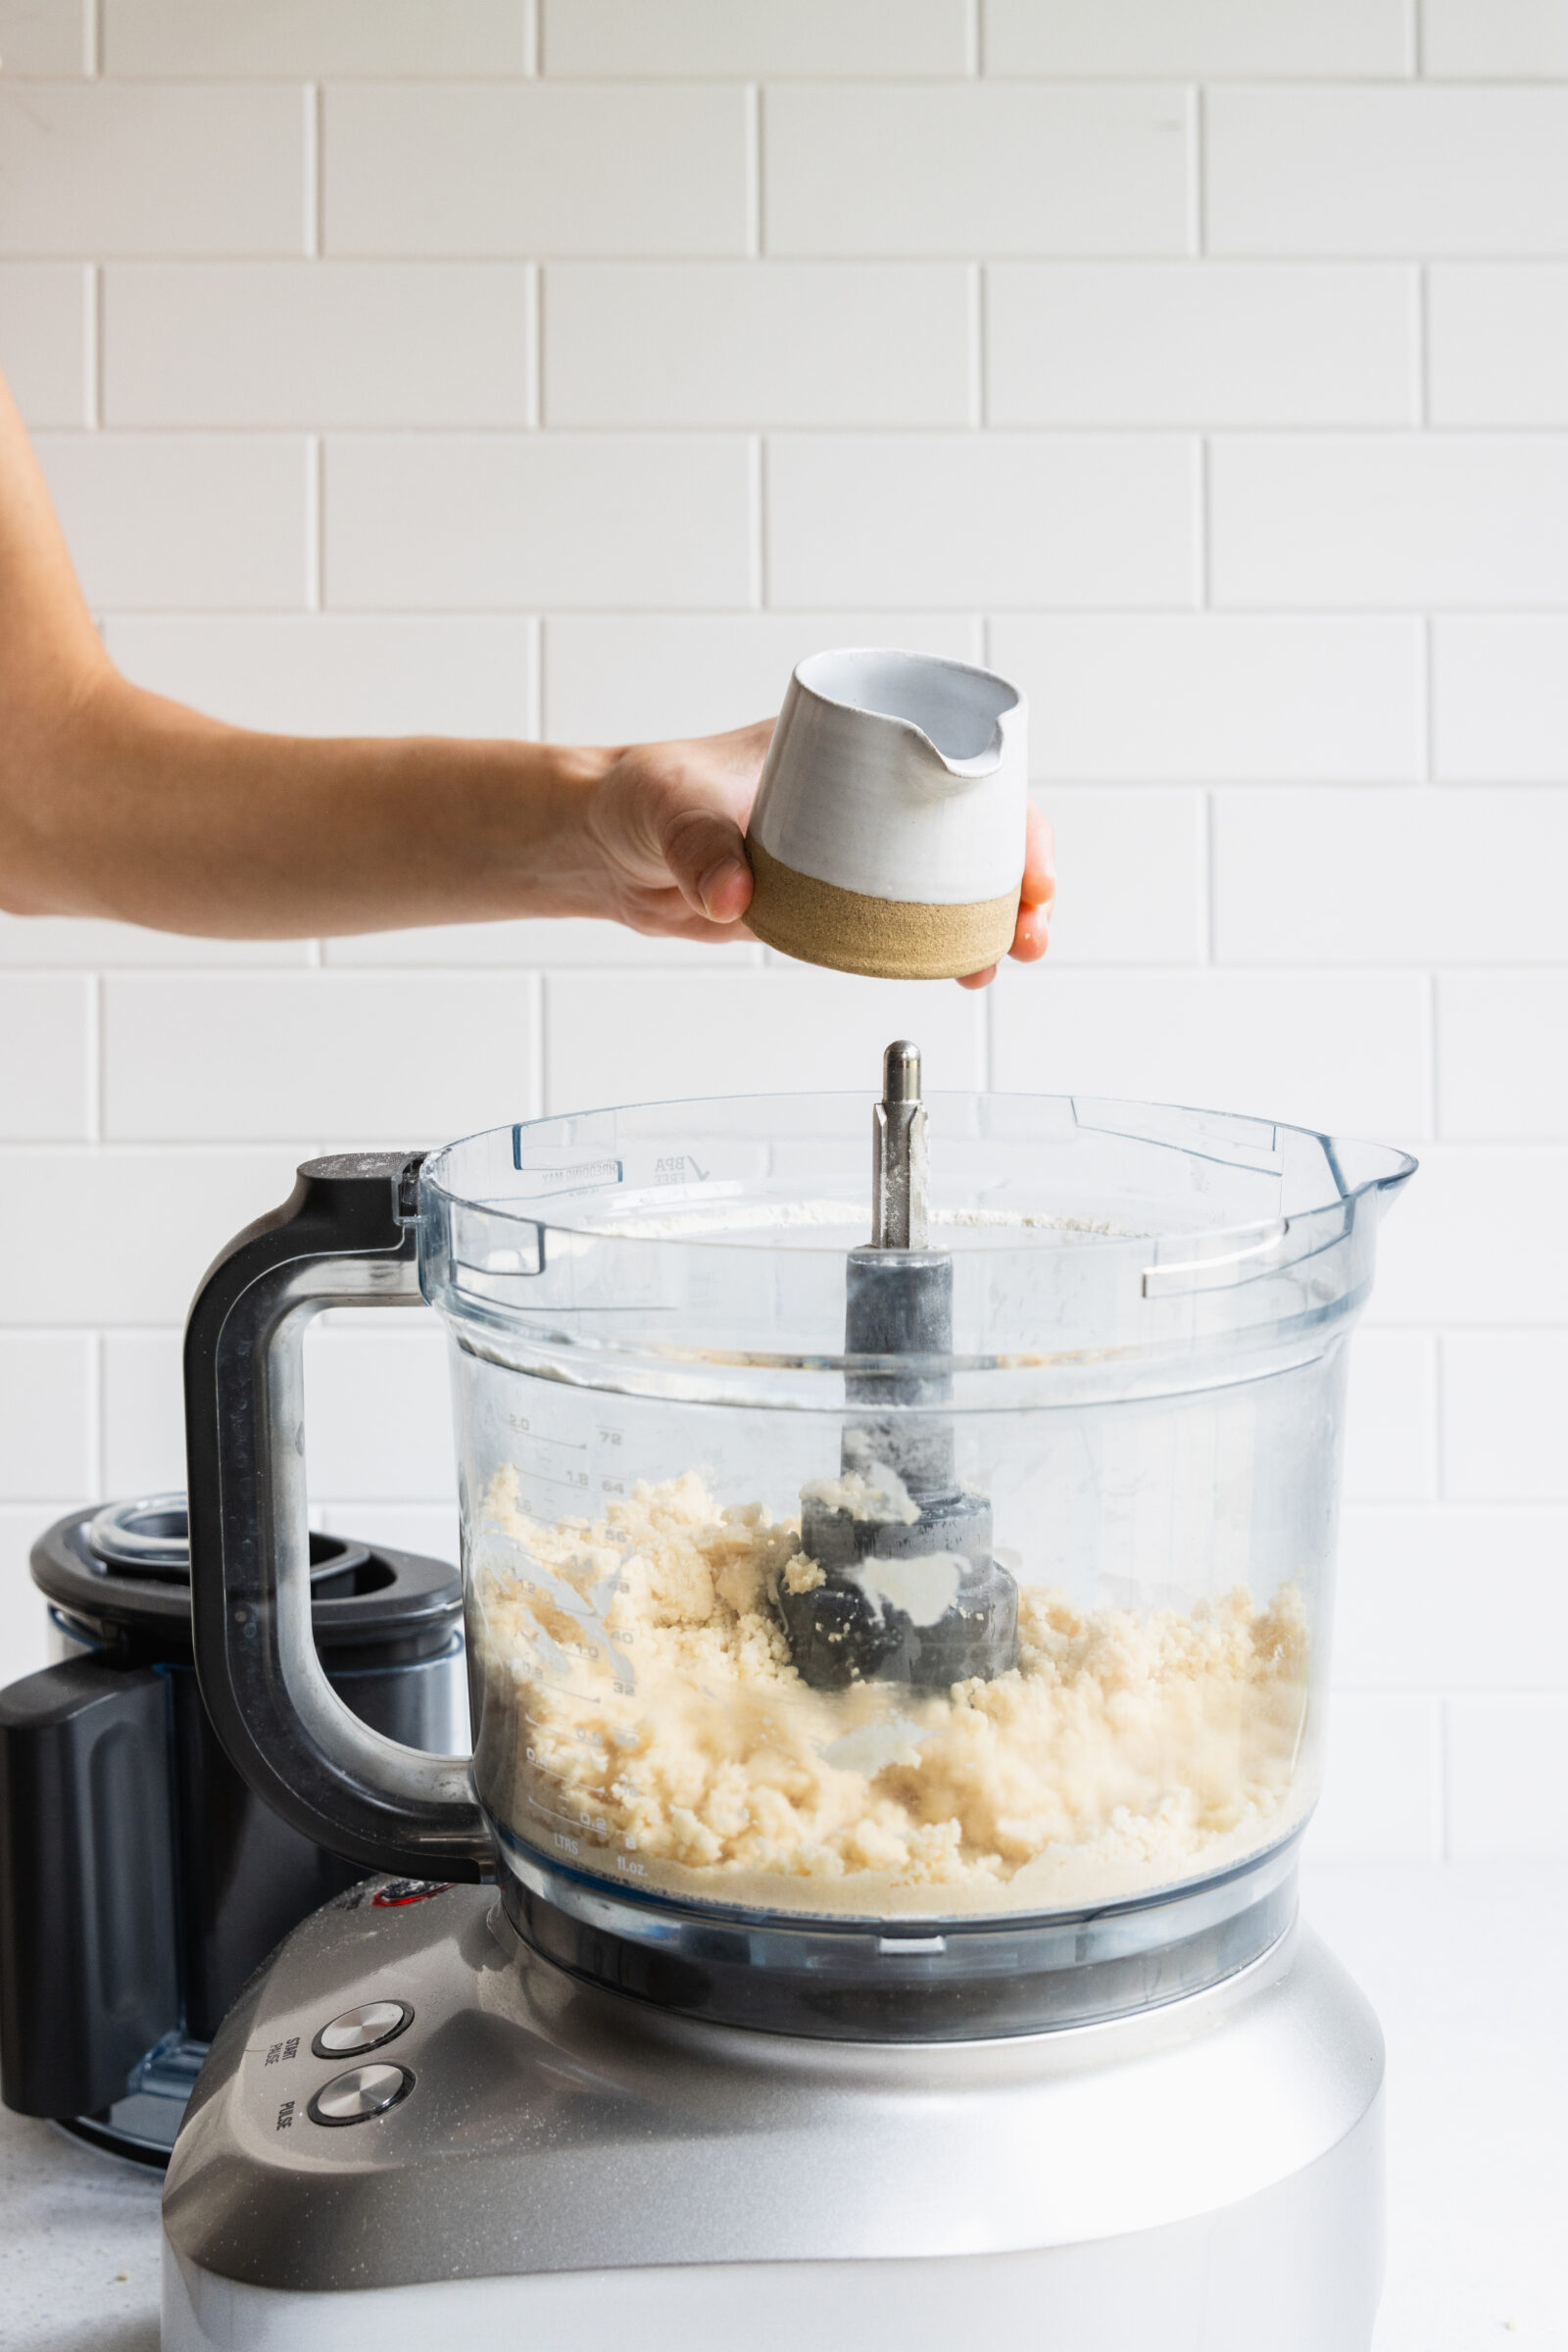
[308,2062,413,2127]
[313,2000,413,2059]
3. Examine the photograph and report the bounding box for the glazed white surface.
[748,649,1029,906]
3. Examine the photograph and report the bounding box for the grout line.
[969,264,986,429]
[751,436,766,610]
[966,0,982,76]
[746,83,762,258]
[1410,0,1425,77]
[85,0,99,75]
[523,0,540,76]
[37,420,1568,444]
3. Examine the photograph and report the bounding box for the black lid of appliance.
[30,1495,461,1652]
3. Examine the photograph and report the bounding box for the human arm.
[0,368,1051,965]
[0,369,768,942]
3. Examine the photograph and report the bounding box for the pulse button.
[308,2062,413,2127]
[312,1999,413,2059]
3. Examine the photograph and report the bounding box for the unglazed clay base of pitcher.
[745,836,1019,980]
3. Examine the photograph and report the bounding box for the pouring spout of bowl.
[1326,1136,1419,1217]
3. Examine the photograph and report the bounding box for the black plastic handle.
[183,1152,489,1884]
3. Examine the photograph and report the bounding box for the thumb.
[658,799,755,923]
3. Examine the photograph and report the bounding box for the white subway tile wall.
[762,85,1192,258]
[766,433,1196,607]
[1341,1333,1441,1506]
[542,263,972,428]
[985,263,1417,426]
[1427,266,1568,425]
[322,433,753,609]
[542,612,982,740]
[1419,0,1568,79]
[322,84,750,257]
[1204,87,1568,256]
[1209,435,1568,609]
[102,263,537,428]
[35,434,310,608]
[1367,1147,1568,1328]
[0,264,87,424]
[982,0,1412,78]
[540,2,971,80]
[0,0,90,77]
[991,614,1425,779]
[0,977,92,1139]
[103,615,538,737]
[100,0,533,79]
[0,4,1560,1863]
[0,83,309,255]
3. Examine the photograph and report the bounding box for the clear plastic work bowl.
[417,1092,1412,2025]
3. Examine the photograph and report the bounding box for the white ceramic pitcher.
[744,648,1028,979]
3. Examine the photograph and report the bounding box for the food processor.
[163,1049,1413,2350]
[0,1496,464,2162]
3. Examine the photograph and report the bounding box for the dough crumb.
[471,1472,1311,1920]
[802,1461,921,1526]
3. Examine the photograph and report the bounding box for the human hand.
[578,720,773,942]
[580,722,1054,986]
[956,801,1054,991]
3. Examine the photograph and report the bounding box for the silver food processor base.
[162,1878,1384,2352]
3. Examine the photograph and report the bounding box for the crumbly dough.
[470,1469,1311,1921]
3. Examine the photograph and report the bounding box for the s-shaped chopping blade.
[777,1042,1020,1690]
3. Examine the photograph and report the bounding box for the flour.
[856,1550,965,1627]
[470,1470,1312,1922]
[800,1462,921,1525]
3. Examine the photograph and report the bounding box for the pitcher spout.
[795,646,1023,785]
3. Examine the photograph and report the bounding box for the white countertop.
[2,1861,1563,2351]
